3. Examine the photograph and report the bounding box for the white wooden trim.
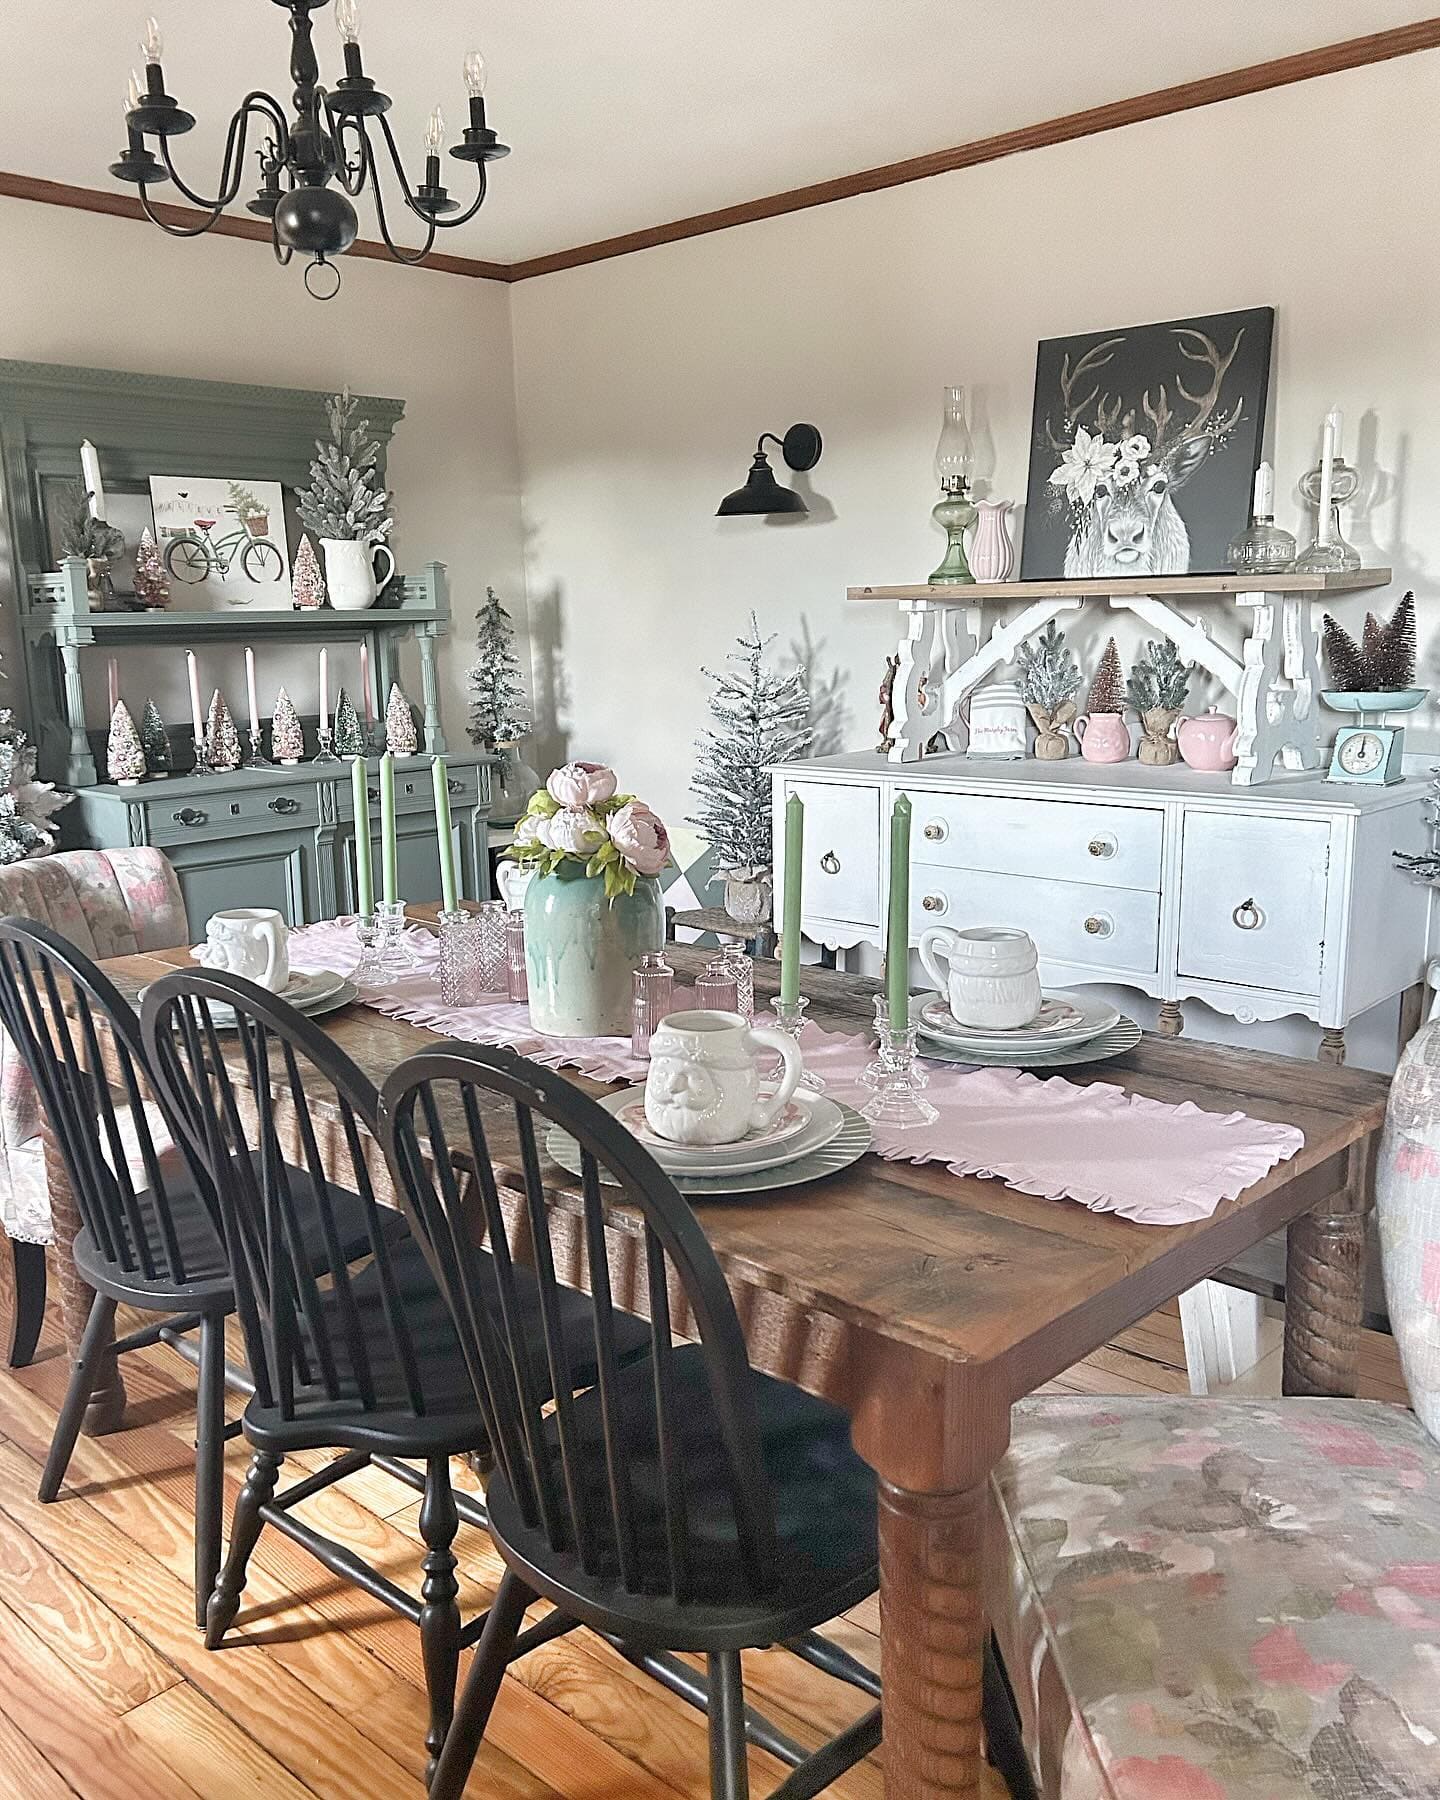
[1178,1281,1266,1393]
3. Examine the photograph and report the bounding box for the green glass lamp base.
[928,490,977,585]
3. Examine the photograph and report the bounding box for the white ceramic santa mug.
[644,1010,803,1147]
[195,907,290,994]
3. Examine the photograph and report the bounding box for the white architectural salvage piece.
[852,570,1389,787]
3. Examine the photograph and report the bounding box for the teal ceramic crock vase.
[524,863,664,1037]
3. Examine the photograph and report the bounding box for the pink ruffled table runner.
[290,920,1303,1227]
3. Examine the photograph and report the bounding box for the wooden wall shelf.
[850,569,1391,604]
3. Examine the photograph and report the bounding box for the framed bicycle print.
[148,474,291,607]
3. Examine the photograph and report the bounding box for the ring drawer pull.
[268,796,301,815]
[1233,898,1264,931]
[819,851,841,875]
[923,822,945,841]
[1088,836,1117,859]
[1083,914,1113,938]
[921,894,945,913]
[172,807,207,828]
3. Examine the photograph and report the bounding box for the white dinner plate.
[597,1089,845,1176]
[613,1093,814,1159]
[139,973,358,1027]
[916,1015,1142,1070]
[547,1102,871,1198]
[918,989,1119,1052]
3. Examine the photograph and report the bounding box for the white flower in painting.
[1111,457,1141,488]
[1048,427,1118,508]
[1120,434,1151,461]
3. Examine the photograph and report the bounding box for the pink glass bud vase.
[968,499,1014,583]
[1074,712,1130,764]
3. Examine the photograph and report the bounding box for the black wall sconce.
[716,423,823,516]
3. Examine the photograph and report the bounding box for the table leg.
[1283,1183,1367,1399]
[42,1119,127,1434]
[879,1477,991,1797]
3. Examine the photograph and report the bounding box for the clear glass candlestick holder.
[312,726,341,766]
[771,995,825,1092]
[242,727,275,770]
[438,910,481,1007]
[190,733,215,778]
[505,909,529,1004]
[631,952,675,1058]
[352,909,397,987]
[376,898,422,976]
[472,900,509,993]
[861,996,938,1129]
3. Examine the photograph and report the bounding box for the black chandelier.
[111,0,509,299]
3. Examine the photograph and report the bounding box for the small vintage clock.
[1322,688,1428,786]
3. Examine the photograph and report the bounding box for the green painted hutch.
[0,359,494,925]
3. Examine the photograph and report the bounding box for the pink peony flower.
[547,761,617,809]
[547,807,607,856]
[609,800,670,877]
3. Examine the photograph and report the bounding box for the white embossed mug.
[918,926,1041,1031]
[644,1009,804,1147]
[195,907,290,993]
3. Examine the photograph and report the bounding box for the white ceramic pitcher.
[645,1010,803,1146]
[322,537,396,612]
[195,907,290,993]
[918,925,1041,1031]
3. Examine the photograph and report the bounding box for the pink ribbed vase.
[969,499,1015,582]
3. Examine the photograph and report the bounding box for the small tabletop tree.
[1016,619,1083,760]
[1127,639,1191,766]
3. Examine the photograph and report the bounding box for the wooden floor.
[0,1295,1406,1800]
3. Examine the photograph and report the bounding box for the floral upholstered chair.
[0,849,188,1361]
[985,1398,1440,1797]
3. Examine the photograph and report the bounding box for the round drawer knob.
[1088,836,1117,859]
[1233,898,1264,931]
[923,822,945,841]
[172,807,206,827]
[819,851,841,875]
[1083,914,1113,938]
[921,894,945,913]
[268,796,301,815]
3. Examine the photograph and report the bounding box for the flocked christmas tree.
[206,690,242,771]
[466,587,530,763]
[1016,620,1082,713]
[295,390,393,551]
[291,534,326,610]
[140,698,172,777]
[272,687,304,763]
[106,700,146,784]
[1126,640,1191,714]
[333,689,365,757]
[0,710,68,865]
[1087,638,1126,714]
[132,528,169,610]
[1322,591,1416,692]
[688,612,811,875]
[386,682,418,756]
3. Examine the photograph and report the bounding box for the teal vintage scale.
[1322,689,1429,786]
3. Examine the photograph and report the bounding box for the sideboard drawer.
[911,792,1163,891]
[911,868,1160,976]
[1178,813,1330,994]
[790,780,880,926]
[150,785,320,844]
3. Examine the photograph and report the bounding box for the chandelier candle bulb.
[779,792,804,1007]
[432,755,459,916]
[351,755,373,919]
[185,651,203,744]
[887,794,912,1030]
[379,751,397,908]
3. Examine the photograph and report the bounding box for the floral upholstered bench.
[985,1396,1440,1799]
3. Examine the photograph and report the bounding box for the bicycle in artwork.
[163,506,285,586]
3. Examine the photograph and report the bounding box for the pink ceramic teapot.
[1176,708,1239,772]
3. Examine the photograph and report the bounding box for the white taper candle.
[245,647,260,736]
[1252,461,1273,519]
[107,657,119,714]
[185,651,203,742]
[319,647,329,733]
[1317,416,1336,547]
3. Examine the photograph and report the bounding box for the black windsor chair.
[379,1043,884,1800]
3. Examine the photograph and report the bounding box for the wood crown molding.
[3,18,1437,286]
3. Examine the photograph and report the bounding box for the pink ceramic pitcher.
[1074,712,1130,764]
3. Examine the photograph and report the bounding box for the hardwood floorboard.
[0,1287,1407,1799]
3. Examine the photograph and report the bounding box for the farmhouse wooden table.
[45,921,1388,1800]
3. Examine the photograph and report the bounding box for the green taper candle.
[350,755,373,917]
[432,754,459,915]
[379,751,397,906]
[779,791,804,1006]
[886,793,912,1028]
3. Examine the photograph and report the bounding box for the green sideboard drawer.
[149,783,322,845]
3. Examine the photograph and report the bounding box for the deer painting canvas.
[1019,307,1274,582]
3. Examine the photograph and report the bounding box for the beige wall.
[509,54,1440,840]
[0,194,525,744]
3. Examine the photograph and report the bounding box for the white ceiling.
[2,1,1431,264]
